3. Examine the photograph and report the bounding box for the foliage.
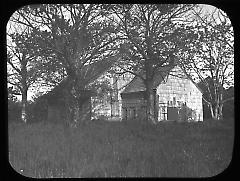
[7,29,49,123]
[7,4,234,123]
[222,86,234,118]
[178,104,198,122]
[8,98,22,123]
[8,86,20,101]
[10,4,121,88]
[8,4,125,125]
[7,96,47,124]
[199,81,234,119]
[105,4,195,123]
[7,31,44,91]
[109,4,194,76]
[27,95,48,124]
[177,6,234,120]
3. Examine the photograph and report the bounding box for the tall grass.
[8,118,234,178]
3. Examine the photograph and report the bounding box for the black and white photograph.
[7,4,234,178]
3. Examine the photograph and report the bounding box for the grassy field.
[8,118,234,178]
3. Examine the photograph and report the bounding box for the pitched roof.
[122,64,203,94]
[122,65,174,94]
[79,58,115,86]
[44,57,116,99]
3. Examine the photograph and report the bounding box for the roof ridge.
[122,65,175,93]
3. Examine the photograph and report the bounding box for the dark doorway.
[167,107,178,121]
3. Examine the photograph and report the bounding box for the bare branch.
[7,80,23,92]
[117,64,145,81]
[7,59,21,75]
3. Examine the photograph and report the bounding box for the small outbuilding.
[42,77,92,124]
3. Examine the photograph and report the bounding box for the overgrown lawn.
[8,118,234,178]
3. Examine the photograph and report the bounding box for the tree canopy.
[7,4,234,123]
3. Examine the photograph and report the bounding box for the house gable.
[122,65,174,94]
[120,64,203,122]
[122,64,203,95]
[156,66,200,103]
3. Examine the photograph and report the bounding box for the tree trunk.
[218,103,223,120]
[145,81,156,124]
[64,77,85,128]
[209,102,223,120]
[63,79,75,127]
[21,88,27,123]
[218,91,223,120]
[209,104,216,120]
[71,103,80,127]
[214,104,219,120]
[21,58,28,123]
[213,92,224,120]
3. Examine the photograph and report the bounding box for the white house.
[92,64,203,122]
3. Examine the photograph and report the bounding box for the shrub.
[8,99,21,123]
[27,96,48,124]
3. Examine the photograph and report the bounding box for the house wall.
[121,97,147,120]
[186,81,203,121]
[79,97,92,121]
[91,95,111,117]
[121,91,160,121]
[92,72,134,119]
[92,65,203,122]
[112,72,134,117]
[156,66,203,121]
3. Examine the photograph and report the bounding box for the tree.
[222,86,234,119]
[7,31,44,123]
[177,6,234,120]
[10,4,123,125]
[107,4,194,123]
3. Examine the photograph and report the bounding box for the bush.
[8,99,21,123]
[8,95,48,124]
[27,96,48,124]
[223,101,234,119]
